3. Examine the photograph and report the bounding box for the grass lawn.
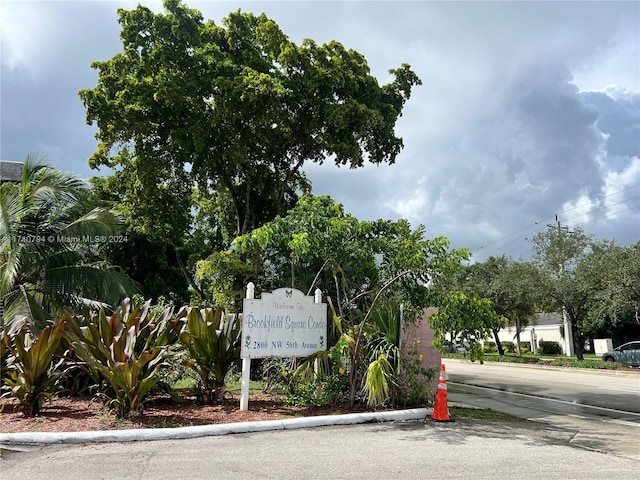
[449,407,529,422]
[442,352,631,370]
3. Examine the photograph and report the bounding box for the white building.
[495,313,564,352]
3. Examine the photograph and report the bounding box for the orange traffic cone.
[432,363,453,421]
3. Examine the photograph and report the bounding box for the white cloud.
[383,178,430,223]
[0,1,46,75]
[602,156,640,217]
[573,22,640,94]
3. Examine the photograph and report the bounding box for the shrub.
[394,340,436,407]
[483,341,497,353]
[538,341,562,355]
[520,341,531,353]
[547,358,619,369]
[482,354,534,364]
[274,347,350,406]
[177,307,242,403]
[65,298,180,418]
[1,320,66,416]
[260,356,303,395]
[502,341,516,354]
[284,373,349,406]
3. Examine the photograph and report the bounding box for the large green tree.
[429,291,502,362]
[455,256,509,354]
[79,0,421,302]
[491,260,541,355]
[457,256,540,356]
[87,173,192,305]
[0,154,136,334]
[578,241,640,344]
[531,225,592,360]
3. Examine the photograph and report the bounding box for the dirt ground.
[0,390,397,434]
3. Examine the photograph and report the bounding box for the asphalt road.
[1,420,638,480]
[445,360,640,460]
[445,360,640,415]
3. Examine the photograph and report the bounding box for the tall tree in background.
[531,225,591,360]
[578,241,640,344]
[79,0,421,302]
[429,291,502,362]
[0,154,136,334]
[87,173,192,305]
[457,256,542,356]
[456,256,509,355]
[492,260,541,355]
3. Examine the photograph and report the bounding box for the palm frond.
[362,354,392,407]
[3,284,50,334]
[59,207,123,239]
[0,153,136,334]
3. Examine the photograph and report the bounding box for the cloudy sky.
[2,0,639,260]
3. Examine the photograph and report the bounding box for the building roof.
[0,161,23,183]
[533,313,563,326]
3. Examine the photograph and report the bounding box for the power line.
[473,204,639,262]
[471,184,639,261]
[472,223,548,261]
[561,194,640,225]
[572,204,640,229]
[555,183,639,218]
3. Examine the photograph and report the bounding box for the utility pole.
[549,215,574,357]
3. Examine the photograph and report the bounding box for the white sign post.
[240,283,326,410]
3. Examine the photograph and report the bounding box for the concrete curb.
[444,358,640,378]
[0,408,431,446]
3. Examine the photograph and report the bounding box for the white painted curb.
[0,408,431,445]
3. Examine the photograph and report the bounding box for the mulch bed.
[1,390,394,434]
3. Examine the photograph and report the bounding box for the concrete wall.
[401,307,441,393]
[496,324,564,352]
[491,313,565,353]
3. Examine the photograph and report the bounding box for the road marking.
[450,381,640,418]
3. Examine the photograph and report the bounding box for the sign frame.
[240,283,326,410]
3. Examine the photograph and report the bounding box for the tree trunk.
[213,380,227,404]
[573,328,585,361]
[168,238,204,300]
[349,357,357,406]
[491,327,504,355]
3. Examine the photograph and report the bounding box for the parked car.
[444,341,469,354]
[601,341,640,366]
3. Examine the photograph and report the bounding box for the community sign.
[241,287,327,358]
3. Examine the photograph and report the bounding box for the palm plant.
[0,153,136,334]
[362,354,392,407]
